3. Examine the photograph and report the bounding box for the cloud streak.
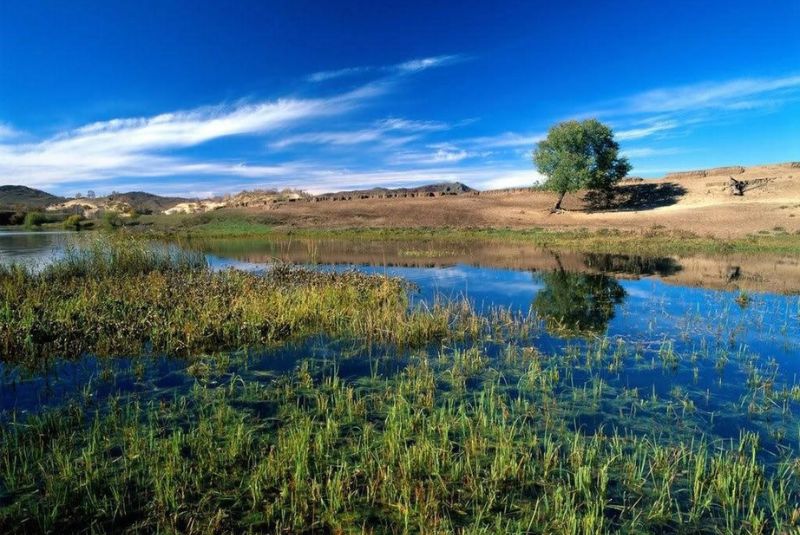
[0,123,21,140]
[621,75,800,114]
[307,54,463,82]
[620,147,683,158]
[615,120,679,141]
[584,74,800,170]
[0,84,384,186]
[269,117,450,150]
[458,132,544,149]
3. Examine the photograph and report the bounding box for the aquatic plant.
[0,238,473,368]
[2,343,799,533]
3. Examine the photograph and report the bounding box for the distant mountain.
[0,181,478,216]
[317,181,476,199]
[0,185,64,209]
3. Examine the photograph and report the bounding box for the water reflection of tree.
[532,269,626,337]
[582,253,681,277]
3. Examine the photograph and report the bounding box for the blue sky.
[1,0,798,197]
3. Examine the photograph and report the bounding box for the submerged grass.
[0,238,470,368]
[2,342,800,533]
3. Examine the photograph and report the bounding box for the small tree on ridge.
[533,119,631,211]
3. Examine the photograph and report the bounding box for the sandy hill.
[234,162,800,238]
[654,162,800,208]
[106,192,189,214]
[0,185,64,209]
[45,191,190,217]
[227,189,310,208]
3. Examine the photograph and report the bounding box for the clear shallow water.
[2,232,800,454]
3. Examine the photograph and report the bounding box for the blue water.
[2,232,800,453]
[204,253,799,365]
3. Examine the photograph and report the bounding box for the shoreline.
[132,216,800,257]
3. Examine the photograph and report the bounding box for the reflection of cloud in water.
[479,279,544,293]
[620,286,654,300]
[207,255,268,272]
[254,262,550,310]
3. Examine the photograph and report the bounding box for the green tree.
[533,119,631,211]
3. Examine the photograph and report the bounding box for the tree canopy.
[533,119,631,210]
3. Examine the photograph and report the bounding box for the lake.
[3,230,800,530]
[2,231,798,412]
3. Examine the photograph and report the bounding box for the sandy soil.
[248,163,800,238]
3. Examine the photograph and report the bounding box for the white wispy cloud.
[574,74,800,164]
[0,123,22,140]
[379,131,541,167]
[395,55,462,73]
[269,129,388,149]
[429,149,471,162]
[306,54,463,82]
[621,147,684,158]
[600,74,800,118]
[0,84,383,186]
[459,132,544,149]
[269,116,450,149]
[475,169,544,190]
[391,148,474,164]
[307,66,372,83]
[615,120,679,140]
[376,117,449,132]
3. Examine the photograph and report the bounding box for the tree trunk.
[553,191,566,211]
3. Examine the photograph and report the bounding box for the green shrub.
[102,210,122,228]
[23,211,47,228]
[62,214,85,230]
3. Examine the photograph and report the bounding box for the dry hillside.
[239,162,800,238]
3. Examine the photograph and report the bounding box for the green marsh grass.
[0,238,477,368]
[133,210,800,256]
